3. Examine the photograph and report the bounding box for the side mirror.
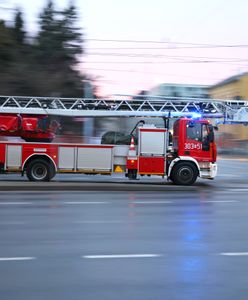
[208,131,214,143]
[208,125,214,143]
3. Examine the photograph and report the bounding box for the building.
[208,72,248,100]
[149,83,209,98]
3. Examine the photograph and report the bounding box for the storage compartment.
[58,147,75,170]
[138,156,165,175]
[6,145,22,169]
[138,127,167,156]
[77,146,113,172]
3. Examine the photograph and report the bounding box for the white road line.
[0,257,36,261]
[219,174,239,177]
[0,202,32,205]
[83,254,162,259]
[75,220,124,224]
[64,201,109,205]
[219,252,248,256]
[203,200,238,203]
[0,221,26,225]
[225,189,248,192]
[132,201,172,204]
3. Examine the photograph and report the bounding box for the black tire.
[127,169,137,180]
[26,159,54,182]
[49,168,56,180]
[170,162,198,186]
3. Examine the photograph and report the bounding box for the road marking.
[75,220,124,224]
[219,174,239,177]
[132,201,172,204]
[64,201,109,205]
[219,252,248,256]
[0,202,32,205]
[0,257,36,261]
[0,221,26,225]
[203,200,238,203]
[83,254,162,259]
[225,189,248,192]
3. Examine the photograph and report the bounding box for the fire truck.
[0,95,247,185]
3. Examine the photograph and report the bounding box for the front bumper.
[199,162,217,179]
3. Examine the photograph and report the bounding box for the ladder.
[0,95,248,121]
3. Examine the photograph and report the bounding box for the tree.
[0,20,15,65]
[60,2,83,63]
[34,0,85,96]
[0,20,17,94]
[36,0,60,65]
[13,9,25,45]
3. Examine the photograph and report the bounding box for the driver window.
[186,123,202,141]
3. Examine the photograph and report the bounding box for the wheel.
[127,169,137,180]
[170,162,198,186]
[26,159,54,182]
[49,168,56,180]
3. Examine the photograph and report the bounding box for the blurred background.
[0,0,248,157]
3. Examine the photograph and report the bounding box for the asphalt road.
[0,158,248,300]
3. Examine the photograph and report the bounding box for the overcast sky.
[1,0,248,96]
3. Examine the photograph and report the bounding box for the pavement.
[1,187,248,300]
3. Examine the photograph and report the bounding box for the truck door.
[184,121,214,162]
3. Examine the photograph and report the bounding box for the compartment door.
[6,145,22,169]
[77,147,113,171]
[58,147,75,170]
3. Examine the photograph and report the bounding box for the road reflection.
[176,192,210,297]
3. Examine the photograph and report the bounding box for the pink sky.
[2,0,248,96]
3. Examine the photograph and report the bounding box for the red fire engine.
[0,94,244,185]
[0,118,216,185]
[0,96,248,185]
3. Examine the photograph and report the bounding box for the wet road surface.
[0,158,248,300]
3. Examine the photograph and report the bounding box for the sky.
[1,0,248,96]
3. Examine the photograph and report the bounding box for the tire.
[49,168,56,180]
[170,162,198,186]
[26,159,54,182]
[127,169,137,180]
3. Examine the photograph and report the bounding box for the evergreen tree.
[0,20,15,66]
[60,2,83,63]
[37,0,60,65]
[34,0,85,96]
[0,20,17,94]
[13,9,25,45]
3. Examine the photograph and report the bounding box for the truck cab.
[167,118,217,185]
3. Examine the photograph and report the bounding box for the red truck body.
[0,117,217,185]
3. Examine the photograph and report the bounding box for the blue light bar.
[191,112,202,119]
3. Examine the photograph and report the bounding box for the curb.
[0,181,202,192]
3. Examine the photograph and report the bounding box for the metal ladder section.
[0,95,248,121]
